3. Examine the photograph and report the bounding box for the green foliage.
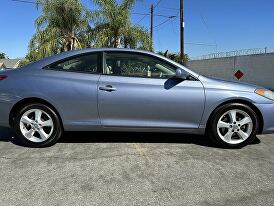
[27,0,90,62]
[0,52,6,59]
[89,0,151,50]
[26,0,153,62]
[157,50,189,64]
[18,59,30,67]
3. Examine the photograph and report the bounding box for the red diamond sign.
[234,70,244,80]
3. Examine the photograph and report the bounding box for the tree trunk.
[71,32,76,50]
[113,34,121,48]
[124,38,129,48]
[71,38,73,50]
[64,41,71,51]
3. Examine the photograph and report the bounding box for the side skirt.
[64,124,205,135]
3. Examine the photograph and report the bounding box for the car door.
[98,51,205,130]
[41,52,102,130]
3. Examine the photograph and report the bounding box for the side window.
[47,53,99,73]
[104,52,176,79]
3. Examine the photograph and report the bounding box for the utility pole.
[150,4,154,51]
[180,0,185,64]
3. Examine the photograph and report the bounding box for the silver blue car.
[0,48,273,148]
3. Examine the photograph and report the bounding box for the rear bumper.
[255,103,274,134]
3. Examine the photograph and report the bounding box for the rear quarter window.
[46,53,99,74]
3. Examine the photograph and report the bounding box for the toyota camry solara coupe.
[0,48,273,148]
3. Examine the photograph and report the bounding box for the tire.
[14,103,63,147]
[208,103,259,148]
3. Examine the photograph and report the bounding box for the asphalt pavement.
[0,127,274,206]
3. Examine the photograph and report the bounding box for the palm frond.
[29,0,90,61]
[91,0,150,49]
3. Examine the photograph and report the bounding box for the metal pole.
[150,4,154,51]
[180,0,184,64]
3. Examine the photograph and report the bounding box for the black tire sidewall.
[209,103,259,148]
[14,103,62,147]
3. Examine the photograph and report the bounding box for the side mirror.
[175,68,189,80]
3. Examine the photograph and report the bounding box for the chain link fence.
[192,47,274,60]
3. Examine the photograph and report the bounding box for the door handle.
[99,85,116,92]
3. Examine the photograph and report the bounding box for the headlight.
[255,89,274,101]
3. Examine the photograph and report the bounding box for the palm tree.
[158,50,190,64]
[90,0,151,50]
[28,0,90,61]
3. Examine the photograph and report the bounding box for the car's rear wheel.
[208,103,259,148]
[14,103,62,147]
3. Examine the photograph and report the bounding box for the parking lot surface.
[0,127,274,206]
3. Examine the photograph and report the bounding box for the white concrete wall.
[187,53,274,90]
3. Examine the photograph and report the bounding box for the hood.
[198,75,262,92]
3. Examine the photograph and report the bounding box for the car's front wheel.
[14,103,63,147]
[208,103,259,148]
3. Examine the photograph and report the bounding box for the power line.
[134,12,177,26]
[136,4,180,11]
[10,0,178,18]
[199,13,218,51]
[131,12,149,16]
[154,10,179,31]
[185,42,217,46]
[154,17,177,29]
[11,0,179,34]
[154,14,177,18]
[154,0,163,9]
[157,6,180,11]
[154,19,171,28]
[135,15,147,25]
[11,0,178,14]
[11,0,37,4]
[132,12,178,18]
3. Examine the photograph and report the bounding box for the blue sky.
[0,0,274,58]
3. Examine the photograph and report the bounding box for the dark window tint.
[48,53,98,73]
[105,52,176,79]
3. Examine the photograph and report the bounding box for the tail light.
[0,75,7,80]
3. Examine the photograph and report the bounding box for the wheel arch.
[9,97,64,130]
[206,99,264,134]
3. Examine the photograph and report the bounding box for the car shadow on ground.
[0,127,15,142]
[60,131,261,148]
[0,127,261,149]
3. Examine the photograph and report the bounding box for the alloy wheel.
[217,109,253,144]
[19,109,54,143]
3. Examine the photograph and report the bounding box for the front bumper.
[255,103,274,134]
